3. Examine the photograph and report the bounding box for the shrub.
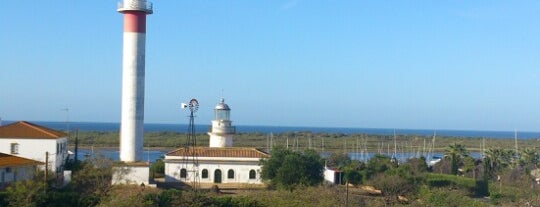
[213,196,264,207]
[150,159,165,178]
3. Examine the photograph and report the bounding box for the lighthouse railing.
[117,1,153,13]
[208,126,236,134]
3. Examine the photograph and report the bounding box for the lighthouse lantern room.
[208,98,236,147]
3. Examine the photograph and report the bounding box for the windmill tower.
[208,98,236,147]
[180,99,200,188]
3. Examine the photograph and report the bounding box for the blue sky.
[1,1,540,131]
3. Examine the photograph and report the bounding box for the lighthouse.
[118,0,152,162]
[208,98,236,147]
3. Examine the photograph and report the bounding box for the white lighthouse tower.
[118,0,152,162]
[208,98,236,147]
[112,0,153,186]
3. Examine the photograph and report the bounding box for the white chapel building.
[164,99,269,187]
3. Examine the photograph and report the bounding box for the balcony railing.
[208,126,236,134]
[117,1,153,14]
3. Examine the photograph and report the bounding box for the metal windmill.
[180,98,200,189]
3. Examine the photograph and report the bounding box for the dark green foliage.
[0,192,7,207]
[260,147,324,190]
[371,174,414,197]
[483,148,516,179]
[342,160,364,185]
[475,178,489,197]
[344,168,362,185]
[212,196,265,207]
[4,180,46,207]
[364,154,394,181]
[427,173,476,188]
[423,188,487,207]
[70,156,114,198]
[427,178,452,187]
[325,152,350,169]
[444,143,469,175]
[426,173,489,196]
[151,159,165,178]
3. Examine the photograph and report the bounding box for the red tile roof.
[166,147,270,158]
[0,153,44,167]
[0,121,67,139]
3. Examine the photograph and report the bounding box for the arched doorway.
[214,169,222,183]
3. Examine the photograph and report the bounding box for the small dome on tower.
[215,98,230,110]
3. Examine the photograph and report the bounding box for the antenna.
[61,108,70,136]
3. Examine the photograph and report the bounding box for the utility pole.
[44,151,49,192]
[345,181,349,207]
[75,129,79,164]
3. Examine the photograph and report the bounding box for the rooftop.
[166,147,270,158]
[0,153,44,167]
[0,121,67,139]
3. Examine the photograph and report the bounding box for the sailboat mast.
[514,130,519,155]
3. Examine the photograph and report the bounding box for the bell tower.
[208,98,236,147]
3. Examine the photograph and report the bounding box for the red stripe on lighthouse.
[123,12,147,33]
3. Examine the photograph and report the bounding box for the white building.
[0,121,69,177]
[324,166,343,185]
[0,153,43,189]
[164,147,269,185]
[164,99,270,187]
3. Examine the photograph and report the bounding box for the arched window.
[227,169,234,179]
[180,168,187,178]
[202,169,208,179]
[249,170,256,179]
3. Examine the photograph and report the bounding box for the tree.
[519,148,538,167]
[364,154,393,180]
[343,160,364,185]
[69,156,115,206]
[484,148,516,178]
[5,180,46,207]
[461,156,477,179]
[444,143,468,175]
[325,153,351,169]
[260,147,324,190]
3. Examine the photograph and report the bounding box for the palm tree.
[444,143,469,175]
[484,148,516,178]
[519,148,538,167]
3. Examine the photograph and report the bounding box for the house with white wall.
[324,166,343,185]
[164,147,269,186]
[164,99,270,187]
[0,152,43,188]
[0,121,69,178]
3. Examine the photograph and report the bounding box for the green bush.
[425,188,487,207]
[213,196,265,207]
[150,159,165,178]
[0,192,8,207]
[475,179,489,197]
[427,174,475,188]
[427,173,489,196]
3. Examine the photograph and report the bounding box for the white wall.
[0,165,36,185]
[0,138,68,173]
[164,158,263,184]
[324,167,342,184]
[112,165,150,186]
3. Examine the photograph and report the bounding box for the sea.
[11,121,540,139]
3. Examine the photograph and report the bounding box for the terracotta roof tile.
[0,153,44,167]
[166,147,270,158]
[0,121,67,139]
